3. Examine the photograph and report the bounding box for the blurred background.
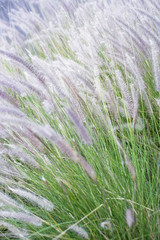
[0,0,41,22]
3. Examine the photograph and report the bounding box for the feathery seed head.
[125,208,135,228]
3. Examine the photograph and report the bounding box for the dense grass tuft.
[0,0,159,239]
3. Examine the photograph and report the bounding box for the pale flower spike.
[69,225,89,239]
[125,208,135,228]
[0,210,42,226]
[100,220,113,232]
[9,187,54,212]
[0,221,29,240]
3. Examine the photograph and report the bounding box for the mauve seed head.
[125,208,135,228]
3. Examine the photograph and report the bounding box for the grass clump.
[0,0,159,239]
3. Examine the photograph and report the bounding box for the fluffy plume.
[100,220,113,232]
[0,221,29,240]
[31,124,96,180]
[0,210,42,226]
[69,225,89,239]
[9,187,54,211]
[130,85,139,127]
[0,50,46,86]
[114,137,136,182]
[0,107,26,118]
[125,55,146,91]
[66,108,92,144]
[125,208,135,228]
[0,157,24,178]
[0,192,28,212]
[140,26,160,46]
[150,40,160,91]
[115,70,133,115]
[0,89,19,107]
[1,146,40,169]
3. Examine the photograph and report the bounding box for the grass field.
[0,0,159,239]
